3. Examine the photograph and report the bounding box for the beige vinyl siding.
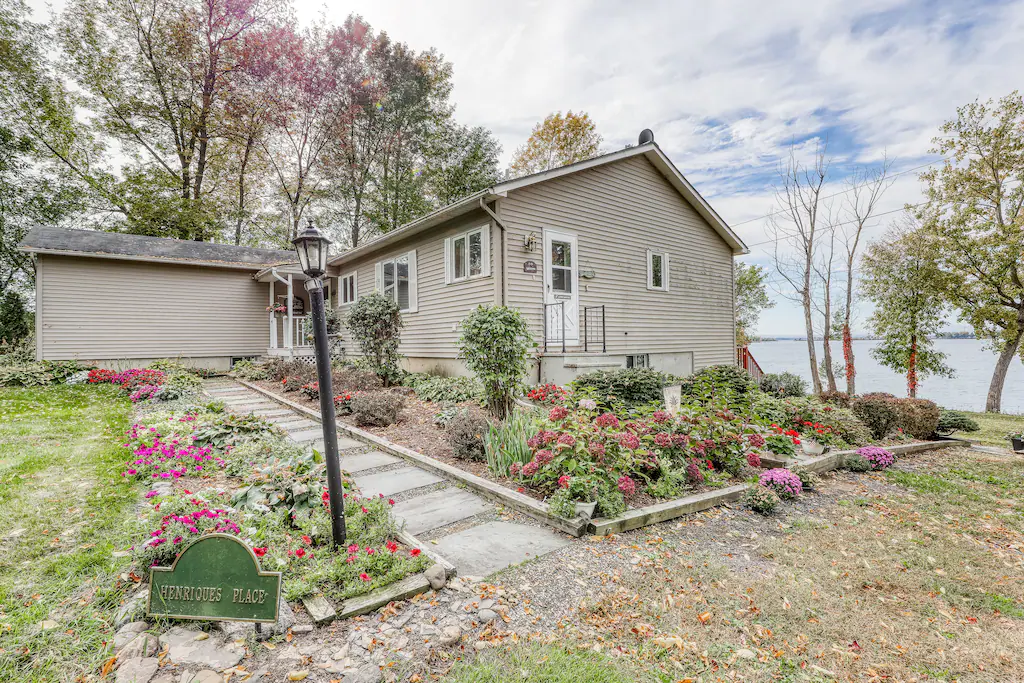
[343,209,497,358]
[501,154,736,369]
[37,255,269,361]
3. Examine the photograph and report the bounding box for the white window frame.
[374,250,418,313]
[339,272,357,306]
[444,225,490,284]
[647,249,670,291]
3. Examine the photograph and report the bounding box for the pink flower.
[360,572,371,582]
[558,475,571,489]
[253,547,267,557]
[652,410,671,423]
[746,452,762,468]
[548,406,569,421]
[509,462,521,476]
[617,475,637,496]
[557,433,576,447]
[619,433,640,450]
[654,432,672,448]
[595,413,619,429]
[347,543,359,553]
[522,461,539,477]
[534,449,554,465]
[588,442,606,460]
[747,433,767,449]
[526,435,543,449]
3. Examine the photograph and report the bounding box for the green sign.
[148,534,282,623]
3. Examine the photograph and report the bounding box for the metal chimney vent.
[638,129,655,145]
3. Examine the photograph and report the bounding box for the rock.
[115,657,159,683]
[439,625,461,646]
[217,596,294,641]
[292,624,314,634]
[736,648,757,660]
[473,641,490,651]
[477,609,498,623]
[158,627,243,669]
[345,665,382,683]
[150,674,175,683]
[286,671,309,681]
[331,646,350,661]
[424,564,447,591]
[477,599,494,611]
[119,633,159,659]
[114,588,149,629]
[181,672,224,683]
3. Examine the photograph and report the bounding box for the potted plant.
[797,421,840,456]
[1008,431,1024,452]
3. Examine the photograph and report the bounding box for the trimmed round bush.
[851,393,901,440]
[856,446,895,470]
[745,486,781,515]
[818,390,851,407]
[758,468,803,500]
[936,409,981,436]
[790,466,817,490]
[351,391,405,427]
[447,410,489,461]
[571,367,672,407]
[760,372,807,397]
[893,399,940,439]
[680,364,757,407]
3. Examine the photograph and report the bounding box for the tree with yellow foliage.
[508,111,602,177]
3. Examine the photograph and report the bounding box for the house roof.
[329,141,749,266]
[19,226,297,270]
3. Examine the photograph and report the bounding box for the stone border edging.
[587,439,959,536]
[235,380,588,538]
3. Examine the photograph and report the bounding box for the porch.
[253,264,321,359]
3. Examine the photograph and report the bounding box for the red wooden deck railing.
[737,345,764,383]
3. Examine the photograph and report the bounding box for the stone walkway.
[203,379,571,579]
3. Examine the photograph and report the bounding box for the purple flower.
[856,446,895,470]
[758,468,802,499]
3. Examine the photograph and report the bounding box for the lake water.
[748,339,1024,413]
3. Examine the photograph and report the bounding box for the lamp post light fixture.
[291,220,347,548]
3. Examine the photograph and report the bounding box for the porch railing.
[542,302,566,353]
[582,305,606,353]
[269,313,311,350]
[737,345,764,383]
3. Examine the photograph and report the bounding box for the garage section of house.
[20,227,298,370]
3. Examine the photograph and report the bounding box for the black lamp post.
[292,220,346,548]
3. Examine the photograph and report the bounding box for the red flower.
[359,572,371,582]
[252,547,267,557]
[361,506,368,514]
[558,475,571,489]
[294,548,306,558]
[388,498,395,506]
[386,540,398,553]
[301,535,312,545]
[410,548,421,557]
[366,547,375,555]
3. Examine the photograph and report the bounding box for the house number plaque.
[148,534,282,623]
[523,260,537,273]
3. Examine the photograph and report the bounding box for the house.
[19,131,749,383]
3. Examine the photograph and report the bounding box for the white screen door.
[544,230,579,345]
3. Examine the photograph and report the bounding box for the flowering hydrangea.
[578,398,598,410]
[617,475,637,496]
[619,433,640,449]
[856,446,895,470]
[672,433,689,447]
[509,462,522,477]
[557,433,576,447]
[758,468,803,500]
[747,433,766,449]
[588,442,606,460]
[595,412,620,429]
[534,449,554,465]
[685,460,704,485]
[746,452,762,468]
[522,461,539,477]
[548,406,569,421]
[651,410,671,424]
[526,434,543,449]
[654,432,673,448]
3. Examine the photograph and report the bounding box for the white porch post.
[286,274,294,349]
[268,280,277,349]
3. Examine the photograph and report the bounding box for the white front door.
[544,230,579,345]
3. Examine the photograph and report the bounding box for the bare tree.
[837,157,894,395]
[813,224,839,392]
[767,141,831,395]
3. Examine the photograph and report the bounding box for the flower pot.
[1011,437,1024,452]
[801,439,826,456]
[574,500,598,520]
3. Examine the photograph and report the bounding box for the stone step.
[338,450,402,474]
[275,419,319,431]
[308,436,366,453]
[251,408,296,418]
[392,488,491,535]
[352,467,444,498]
[432,521,571,577]
[287,428,326,443]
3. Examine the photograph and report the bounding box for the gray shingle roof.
[19,226,297,269]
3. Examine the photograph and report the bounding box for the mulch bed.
[248,380,742,510]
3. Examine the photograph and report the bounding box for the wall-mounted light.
[523,232,537,252]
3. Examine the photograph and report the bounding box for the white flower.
[578,398,597,410]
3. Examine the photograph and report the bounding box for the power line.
[728,159,941,230]
[742,201,926,250]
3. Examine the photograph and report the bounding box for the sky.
[29,0,1024,336]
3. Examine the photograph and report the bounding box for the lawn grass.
[0,385,136,682]
[443,643,655,682]
[565,446,1024,682]
[953,409,1024,446]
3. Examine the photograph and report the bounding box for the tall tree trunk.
[803,288,822,394]
[843,322,855,395]
[907,334,918,398]
[986,309,1024,412]
[234,137,254,246]
[822,282,837,393]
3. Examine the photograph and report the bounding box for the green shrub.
[347,292,404,386]
[790,466,818,490]
[893,398,940,439]
[851,393,901,440]
[759,371,807,397]
[825,407,873,446]
[231,359,269,381]
[331,366,382,392]
[750,393,790,426]
[447,409,489,461]
[484,408,536,477]
[0,291,30,344]
[0,335,34,366]
[680,364,757,409]
[571,367,671,407]
[458,305,533,419]
[646,466,690,499]
[351,391,405,427]
[0,364,53,386]
[281,375,305,392]
[596,489,626,518]
[407,374,481,403]
[844,454,871,472]
[157,372,203,400]
[745,486,780,515]
[432,405,460,428]
[936,409,981,435]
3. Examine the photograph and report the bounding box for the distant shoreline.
[752,335,976,343]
